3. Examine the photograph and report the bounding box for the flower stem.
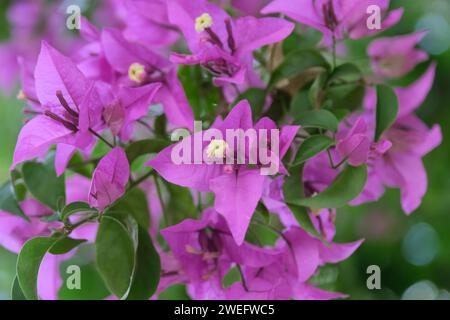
[128,171,153,190]
[332,33,337,70]
[89,128,114,148]
[154,174,169,227]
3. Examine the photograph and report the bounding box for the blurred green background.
[0,0,449,300]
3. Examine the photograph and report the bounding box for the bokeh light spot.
[402,223,439,266]
[415,14,450,55]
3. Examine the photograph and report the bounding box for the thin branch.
[89,128,114,148]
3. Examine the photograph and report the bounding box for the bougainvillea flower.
[75,17,115,83]
[357,64,442,213]
[336,117,392,167]
[118,0,180,48]
[89,147,130,211]
[100,28,194,130]
[261,0,403,43]
[167,0,294,100]
[161,208,281,299]
[226,227,362,299]
[375,116,441,213]
[0,0,85,94]
[96,80,161,139]
[229,0,272,16]
[368,31,428,78]
[12,42,104,168]
[149,100,299,244]
[395,63,437,118]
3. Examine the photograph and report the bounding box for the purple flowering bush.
[0,0,442,300]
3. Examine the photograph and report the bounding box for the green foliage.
[165,182,197,225]
[269,49,329,88]
[11,277,26,300]
[97,191,160,299]
[232,88,267,121]
[375,84,399,141]
[125,138,171,165]
[291,165,368,209]
[58,245,110,300]
[95,216,135,298]
[16,237,59,300]
[107,188,151,230]
[67,151,93,178]
[178,65,221,120]
[49,237,87,255]
[293,135,335,166]
[126,227,161,300]
[294,109,339,132]
[323,63,366,110]
[282,165,322,239]
[61,201,97,223]
[22,155,65,211]
[0,181,28,221]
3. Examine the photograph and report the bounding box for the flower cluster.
[0,0,441,300]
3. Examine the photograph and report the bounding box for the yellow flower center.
[206,139,228,158]
[195,13,213,33]
[128,62,146,83]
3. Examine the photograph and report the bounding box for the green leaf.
[178,65,221,119]
[291,165,368,209]
[59,262,110,300]
[327,63,362,84]
[11,276,26,300]
[10,169,27,202]
[49,237,87,255]
[107,188,150,230]
[269,49,329,87]
[232,88,267,121]
[290,91,312,119]
[283,165,305,204]
[308,72,327,109]
[158,284,190,300]
[282,29,322,54]
[287,203,322,240]
[294,109,339,132]
[125,139,171,164]
[154,114,167,138]
[96,216,135,298]
[222,266,241,288]
[0,181,29,221]
[67,151,93,178]
[282,165,321,239]
[166,183,197,225]
[127,227,161,300]
[58,244,110,300]
[91,141,110,159]
[309,265,339,290]
[22,155,65,211]
[293,135,335,166]
[39,212,61,222]
[324,63,365,110]
[16,236,59,300]
[375,84,399,141]
[61,201,96,223]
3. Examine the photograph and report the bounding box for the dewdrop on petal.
[195,13,213,33]
[128,62,146,83]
